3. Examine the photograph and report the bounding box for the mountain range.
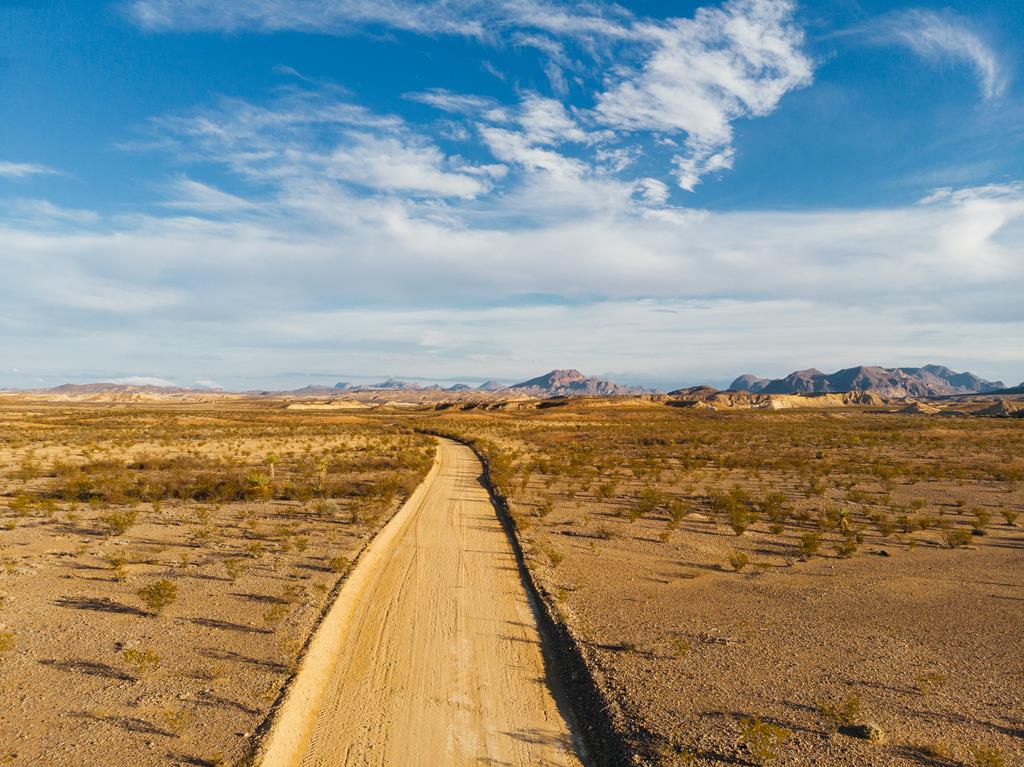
[729,365,1005,398]
[11,366,1018,400]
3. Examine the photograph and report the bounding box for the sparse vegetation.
[121,646,160,677]
[98,509,138,536]
[1,398,1021,765]
[971,746,1006,767]
[739,716,790,764]
[327,554,351,574]
[816,695,862,727]
[729,549,750,572]
[137,579,177,615]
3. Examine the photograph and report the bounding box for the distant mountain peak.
[731,365,1003,397]
[508,369,646,396]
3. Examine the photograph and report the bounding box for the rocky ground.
[425,404,1024,766]
[0,402,432,766]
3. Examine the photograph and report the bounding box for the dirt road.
[260,437,584,767]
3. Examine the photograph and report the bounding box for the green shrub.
[121,646,160,677]
[816,694,862,727]
[327,555,351,574]
[971,746,1005,767]
[137,579,177,615]
[99,509,138,536]
[729,550,750,572]
[942,528,972,549]
[798,532,821,560]
[739,716,790,764]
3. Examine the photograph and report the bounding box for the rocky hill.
[730,365,1004,398]
[507,369,645,396]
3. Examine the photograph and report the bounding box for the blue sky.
[1,0,1022,390]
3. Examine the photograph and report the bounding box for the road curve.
[259,437,584,767]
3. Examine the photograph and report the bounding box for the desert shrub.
[761,492,788,522]
[667,499,689,526]
[875,514,896,537]
[162,707,191,736]
[972,508,991,535]
[247,471,272,499]
[671,636,691,659]
[121,646,160,677]
[263,602,290,628]
[546,547,564,568]
[729,505,755,536]
[137,579,177,615]
[913,672,945,695]
[1001,510,1019,526]
[634,487,665,517]
[327,555,351,574]
[919,742,950,760]
[0,631,13,652]
[224,557,246,582]
[729,550,750,572]
[942,529,972,549]
[105,553,128,582]
[708,490,741,520]
[99,509,138,536]
[739,716,790,764]
[816,695,862,727]
[798,532,821,560]
[971,746,1006,767]
[834,534,859,559]
[536,500,554,518]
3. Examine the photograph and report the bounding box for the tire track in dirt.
[258,437,585,767]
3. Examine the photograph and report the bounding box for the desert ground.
[422,402,1024,766]
[0,401,433,766]
[1,397,1022,766]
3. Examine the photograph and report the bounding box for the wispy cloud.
[873,9,1008,101]
[124,0,636,40]
[0,160,60,179]
[126,0,812,192]
[595,0,812,190]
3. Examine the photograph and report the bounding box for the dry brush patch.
[412,404,1024,766]
[0,402,433,766]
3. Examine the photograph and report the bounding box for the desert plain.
[0,393,1021,767]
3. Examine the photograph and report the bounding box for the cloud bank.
[0,0,1020,387]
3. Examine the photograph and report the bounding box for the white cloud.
[164,177,256,212]
[1,173,1022,385]
[326,133,493,199]
[874,9,1008,101]
[405,89,510,123]
[127,0,813,192]
[8,199,99,224]
[0,161,60,179]
[125,0,637,40]
[517,93,589,145]
[595,0,812,190]
[146,90,499,200]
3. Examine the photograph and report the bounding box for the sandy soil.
[264,438,583,767]
[0,403,433,766]
[426,405,1024,766]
